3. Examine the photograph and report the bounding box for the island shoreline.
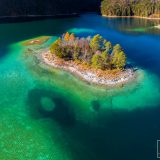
[102,15,160,20]
[38,50,137,87]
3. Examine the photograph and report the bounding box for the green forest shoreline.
[102,15,160,20]
[101,0,160,19]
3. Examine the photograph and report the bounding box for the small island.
[22,36,51,46]
[40,32,136,86]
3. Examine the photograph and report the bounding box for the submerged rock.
[40,97,55,112]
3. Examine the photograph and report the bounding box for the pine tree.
[113,44,121,53]
[92,54,103,69]
[50,38,64,58]
[101,50,110,69]
[104,41,112,51]
[50,33,127,70]
[90,34,103,51]
[112,50,126,69]
[117,51,126,69]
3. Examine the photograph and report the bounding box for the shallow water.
[0,13,160,160]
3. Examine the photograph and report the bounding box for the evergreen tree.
[50,33,127,70]
[101,50,110,69]
[104,41,112,51]
[113,44,121,53]
[90,34,104,51]
[50,38,62,56]
[92,54,104,69]
[118,51,126,69]
[101,0,160,17]
[112,50,126,69]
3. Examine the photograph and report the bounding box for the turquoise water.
[0,14,160,160]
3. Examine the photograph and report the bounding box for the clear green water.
[0,14,160,160]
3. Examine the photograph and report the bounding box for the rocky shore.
[155,25,160,29]
[102,15,160,20]
[40,50,136,87]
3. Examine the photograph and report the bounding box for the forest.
[101,0,160,17]
[0,0,100,17]
[50,33,126,70]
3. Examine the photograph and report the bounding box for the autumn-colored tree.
[69,33,75,41]
[50,33,127,70]
[64,32,70,41]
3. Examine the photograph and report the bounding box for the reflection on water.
[0,13,160,160]
[27,88,75,127]
[104,17,160,34]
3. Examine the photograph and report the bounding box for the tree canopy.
[50,33,127,70]
[101,0,160,17]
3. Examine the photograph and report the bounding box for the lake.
[0,13,160,160]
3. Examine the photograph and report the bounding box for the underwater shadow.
[62,105,160,160]
[26,86,160,160]
[27,88,75,127]
[0,46,9,59]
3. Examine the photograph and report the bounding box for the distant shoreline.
[102,15,160,20]
[39,50,137,87]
